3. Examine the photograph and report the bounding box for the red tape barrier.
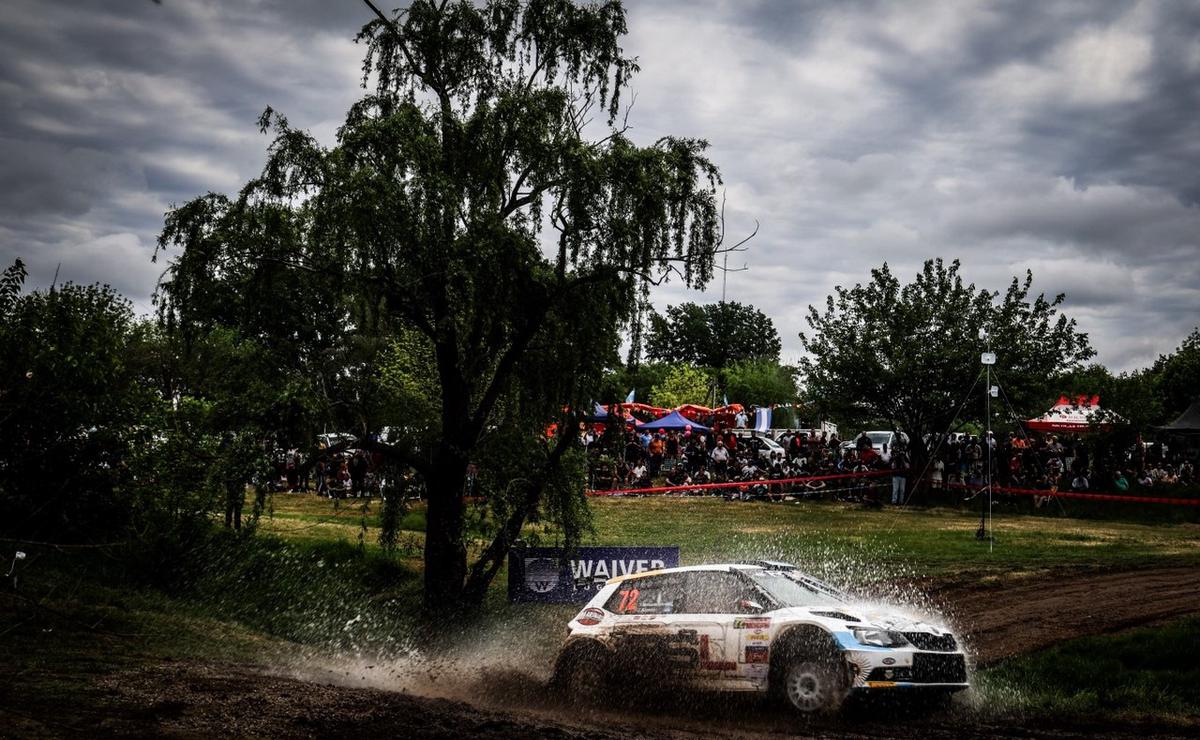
[587,470,1200,506]
[945,482,1200,506]
[586,468,896,497]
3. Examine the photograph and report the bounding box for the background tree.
[645,301,780,368]
[1153,328,1200,417]
[721,358,798,408]
[799,259,1095,476]
[599,361,670,406]
[650,365,713,408]
[156,0,731,609]
[0,272,157,540]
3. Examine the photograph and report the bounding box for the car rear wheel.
[553,648,609,705]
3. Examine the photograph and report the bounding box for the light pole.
[979,331,996,552]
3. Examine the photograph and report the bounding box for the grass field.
[980,617,1200,724]
[260,493,1200,586]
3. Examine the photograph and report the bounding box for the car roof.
[607,563,763,585]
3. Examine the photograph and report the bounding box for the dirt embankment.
[7,566,1200,739]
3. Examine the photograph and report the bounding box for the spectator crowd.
[585,420,1197,506]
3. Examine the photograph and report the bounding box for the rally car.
[552,562,968,713]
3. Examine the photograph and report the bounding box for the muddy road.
[930,565,1200,666]
[7,565,1200,738]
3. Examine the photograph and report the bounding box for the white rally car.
[552,562,968,713]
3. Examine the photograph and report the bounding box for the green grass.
[583,498,1200,582]
[979,617,1200,725]
[260,494,1200,586]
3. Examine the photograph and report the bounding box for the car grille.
[903,632,957,652]
[911,653,967,683]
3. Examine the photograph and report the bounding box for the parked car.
[844,430,909,461]
[730,431,787,462]
[553,562,969,714]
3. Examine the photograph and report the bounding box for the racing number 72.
[617,587,640,613]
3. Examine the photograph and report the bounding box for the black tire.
[780,658,848,714]
[552,646,609,706]
[772,631,849,715]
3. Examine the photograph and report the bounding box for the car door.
[669,571,755,677]
[604,574,695,676]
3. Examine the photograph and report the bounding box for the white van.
[849,430,908,462]
[730,430,787,461]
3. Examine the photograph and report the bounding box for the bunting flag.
[753,406,772,432]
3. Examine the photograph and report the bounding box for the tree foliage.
[645,301,780,368]
[1154,327,1200,417]
[650,365,713,408]
[721,359,798,408]
[155,0,727,609]
[0,275,155,539]
[799,259,1095,467]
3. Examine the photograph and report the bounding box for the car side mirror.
[737,599,764,613]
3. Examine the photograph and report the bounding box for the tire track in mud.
[931,566,1200,666]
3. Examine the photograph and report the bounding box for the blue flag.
[625,389,636,404]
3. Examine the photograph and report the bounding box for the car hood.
[772,605,952,635]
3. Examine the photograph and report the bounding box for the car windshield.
[866,432,891,446]
[747,570,846,608]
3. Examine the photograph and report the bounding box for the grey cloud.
[0,0,1196,374]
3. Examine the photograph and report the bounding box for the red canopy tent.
[1025,395,1123,433]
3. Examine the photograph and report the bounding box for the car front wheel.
[782,658,847,714]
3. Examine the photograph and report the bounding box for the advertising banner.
[508,546,679,603]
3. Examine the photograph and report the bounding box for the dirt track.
[930,565,1200,666]
[7,566,1200,738]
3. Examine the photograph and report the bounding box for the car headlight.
[852,628,909,648]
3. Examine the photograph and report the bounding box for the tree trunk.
[422,447,468,610]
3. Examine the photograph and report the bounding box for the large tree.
[645,301,780,368]
[156,0,729,609]
[799,259,1095,473]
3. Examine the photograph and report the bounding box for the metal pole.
[986,357,993,553]
[721,249,729,303]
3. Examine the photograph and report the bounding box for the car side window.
[604,575,682,615]
[683,572,758,614]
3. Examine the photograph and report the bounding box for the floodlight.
[989,386,999,397]
[980,352,996,365]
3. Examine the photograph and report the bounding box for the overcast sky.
[2,0,1197,372]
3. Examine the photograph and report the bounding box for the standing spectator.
[285,451,300,492]
[463,462,480,499]
[891,449,909,504]
[349,451,370,498]
[315,456,329,497]
[710,440,731,479]
[336,458,351,498]
[930,455,944,491]
[648,433,666,476]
